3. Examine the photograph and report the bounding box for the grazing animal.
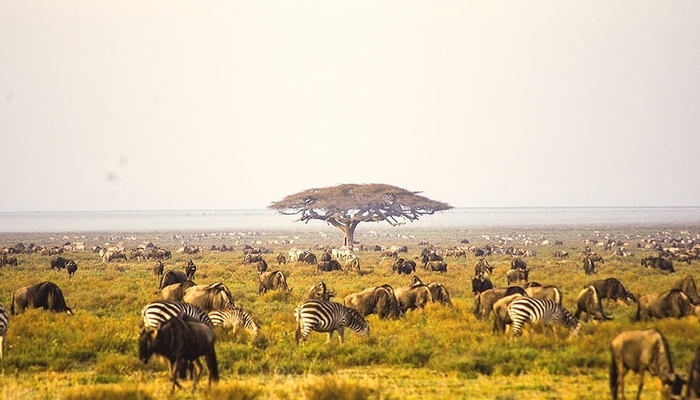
[161,280,197,302]
[294,299,369,345]
[255,259,268,274]
[610,329,685,400]
[425,260,447,273]
[139,316,219,392]
[317,260,342,272]
[153,260,165,277]
[471,273,493,295]
[671,275,700,305]
[575,285,612,321]
[66,260,78,278]
[492,293,524,334]
[511,258,527,270]
[0,305,8,359]
[343,285,404,320]
[584,278,636,306]
[258,270,290,294]
[641,256,675,273]
[306,281,336,301]
[525,285,563,305]
[394,259,416,275]
[182,283,235,313]
[344,257,361,272]
[473,286,528,320]
[506,297,581,338]
[208,306,260,338]
[427,282,453,306]
[583,258,597,275]
[50,256,73,271]
[474,258,493,275]
[0,254,18,267]
[11,281,73,315]
[393,284,433,311]
[140,300,213,329]
[276,253,287,265]
[636,289,700,322]
[159,270,190,291]
[506,268,529,285]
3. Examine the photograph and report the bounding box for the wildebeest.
[276,253,287,265]
[139,316,219,392]
[506,268,529,285]
[671,275,700,305]
[255,259,268,274]
[0,254,18,267]
[425,260,447,273]
[575,285,612,321]
[525,285,562,305]
[393,258,416,275]
[610,329,685,400]
[511,258,527,270]
[317,260,342,272]
[161,280,197,301]
[641,256,675,273]
[11,281,73,315]
[66,260,78,278]
[583,258,597,275]
[344,257,361,272]
[410,276,452,306]
[584,277,636,307]
[50,256,73,271]
[393,284,433,311]
[153,260,165,277]
[343,285,404,320]
[258,270,290,294]
[471,273,493,295]
[160,263,196,291]
[473,286,528,320]
[636,289,700,322]
[474,258,493,275]
[182,283,235,313]
[306,281,336,301]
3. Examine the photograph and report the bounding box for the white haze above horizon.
[1,1,699,212]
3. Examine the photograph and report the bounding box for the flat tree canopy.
[269,183,453,246]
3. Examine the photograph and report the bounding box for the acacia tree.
[269,183,453,246]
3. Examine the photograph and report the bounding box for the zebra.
[506,297,581,339]
[294,299,370,345]
[207,306,260,338]
[0,305,8,359]
[140,300,213,330]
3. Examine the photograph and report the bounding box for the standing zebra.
[507,297,581,339]
[294,299,370,345]
[207,306,260,338]
[0,305,8,359]
[140,300,213,330]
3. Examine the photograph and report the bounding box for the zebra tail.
[609,358,619,400]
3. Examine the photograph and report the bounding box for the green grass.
[0,224,698,399]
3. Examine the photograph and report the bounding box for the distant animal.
[207,306,260,338]
[294,299,369,345]
[641,256,675,273]
[140,300,213,330]
[258,270,290,295]
[610,329,685,400]
[584,278,636,307]
[276,253,287,265]
[473,286,528,320]
[553,250,569,258]
[343,285,404,320]
[506,297,581,339]
[153,260,165,277]
[344,257,361,272]
[575,285,612,321]
[427,282,453,306]
[50,256,73,271]
[393,258,417,275]
[671,275,700,305]
[425,260,447,273]
[11,281,73,315]
[66,260,78,278]
[506,268,529,285]
[525,285,563,305]
[471,273,493,295]
[139,316,219,392]
[317,260,342,272]
[0,305,8,359]
[161,280,197,301]
[474,258,493,275]
[0,254,18,267]
[583,258,597,275]
[182,283,235,313]
[511,258,527,270]
[393,284,433,311]
[636,289,700,322]
[306,281,336,301]
[255,259,268,274]
[184,260,197,279]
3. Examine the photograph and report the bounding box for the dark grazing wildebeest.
[473,286,528,320]
[393,284,433,311]
[474,258,493,275]
[255,259,268,274]
[276,253,287,265]
[583,258,597,275]
[584,277,636,307]
[425,260,447,273]
[427,282,452,306]
[671,275,700,305]
[317,260,342,272]
[258,270,290,294]
[11,281,73,315]
[50,256,73,271]
[139,316,219,392]
[343,285,404,320]
[182,283,235,313]
[471,273,493,295]
[525,285,562,305]
[575,285,612,321]
[610,329,685,400]
[636,289,700,322]
[161,280,197,301]
[160,270,189,291]
[394,259,416,275]
[306,281,336,301]
[66,260,78,278]
[686,346,700,400]
[511,258,527,270]
[153,260,165,277]
[641,256,675,273]
[506,268,529,285]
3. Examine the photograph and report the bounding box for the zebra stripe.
[507,297,581,338]
[294,299,369,345]
[0,305,8,359]
[140,300,212,329]
[208,307,260,337]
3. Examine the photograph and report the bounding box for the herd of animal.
[2,232,700,398]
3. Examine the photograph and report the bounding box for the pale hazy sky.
[1,1,699,212]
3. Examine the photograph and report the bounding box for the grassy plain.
[0,223,699,399]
